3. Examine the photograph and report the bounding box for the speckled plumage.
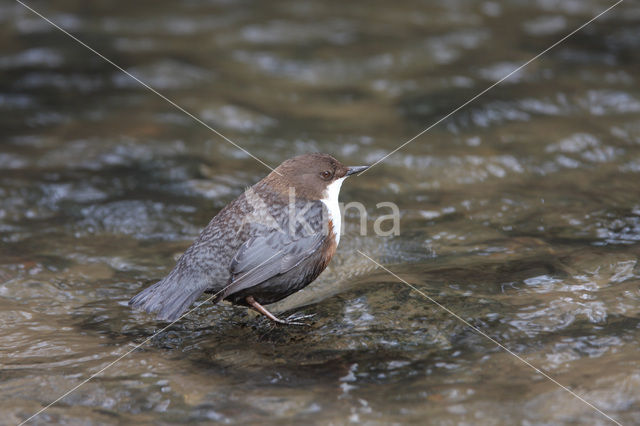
[129,154,365,323]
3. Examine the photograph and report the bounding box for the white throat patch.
[321,177,345,244]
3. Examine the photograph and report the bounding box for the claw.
[246,296,314,326]
[283,312,316,326]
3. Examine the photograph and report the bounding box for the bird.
[129,153,369,325]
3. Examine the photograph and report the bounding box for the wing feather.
[222,232,324,298]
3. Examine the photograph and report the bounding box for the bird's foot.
[246,296,314,326]
[277,312,316,326]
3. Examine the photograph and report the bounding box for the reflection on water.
[1,0,640,424]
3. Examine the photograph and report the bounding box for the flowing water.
[1,0,640,424]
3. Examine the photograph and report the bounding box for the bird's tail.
[129,269,209,322]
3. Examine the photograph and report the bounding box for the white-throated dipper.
[129,153,368,324]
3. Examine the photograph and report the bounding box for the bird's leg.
[245,296,308,326]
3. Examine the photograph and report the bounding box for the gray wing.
[221,231,325,299]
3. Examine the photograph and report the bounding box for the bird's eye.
[320,170,333,180]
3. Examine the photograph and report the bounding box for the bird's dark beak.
[346,165,369,176]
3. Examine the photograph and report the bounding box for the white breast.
[320,177,345,245]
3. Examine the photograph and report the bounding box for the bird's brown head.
[262,153,369,200]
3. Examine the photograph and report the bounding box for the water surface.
[1,0,640,424]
